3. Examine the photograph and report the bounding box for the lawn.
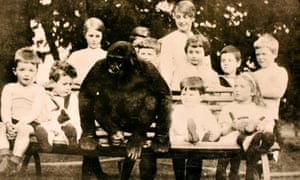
[1,122,299,180]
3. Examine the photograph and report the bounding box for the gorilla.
[79,41,172,180]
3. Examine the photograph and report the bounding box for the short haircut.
[14,47,41,67]
[49,61,77,82]
[184,34,211,56]
[253,33,279,57]
[129,26,151,42]
[180,76,205,95]
[173,0,196,18]
[133,37,161,54]
[83,17,105,35]
[221,45,242,62]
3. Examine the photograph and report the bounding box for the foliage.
[28,0,300,121]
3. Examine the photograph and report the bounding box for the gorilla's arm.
[79,80,97,137]
[143,62,172,152]
[80,61,121,136]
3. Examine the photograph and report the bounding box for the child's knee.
[61,124,77,137]
[0,123,7,133]
[16,125,33,136]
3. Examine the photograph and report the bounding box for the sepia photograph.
[0,0,299,179]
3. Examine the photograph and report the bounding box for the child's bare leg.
[0,123,10,150]
[12,124,34,157]
[6,124,33,176]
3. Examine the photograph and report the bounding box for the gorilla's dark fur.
[79,41,171,179]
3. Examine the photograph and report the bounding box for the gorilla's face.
[106,41,137,76]
[107,57,130,75]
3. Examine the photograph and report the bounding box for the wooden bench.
[21,87,279,180]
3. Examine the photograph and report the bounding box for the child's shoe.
[5,155,22,176]
[0,155,9,174]
[0,149,10,174]
[35,125,53,152]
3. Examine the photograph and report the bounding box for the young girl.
[67,17,107,87]
[217,72,275,180]
[219,45,242,87]
[34,61,81,152]
[172,34,220,91]
[0,47,48,176]
[158,0,196,88]
[170,76,221,180]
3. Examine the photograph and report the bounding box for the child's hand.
[6,122,17,140]
[233,120,247,132]
[111,131,124,146]
[245,121,258,134]
[202,130,219,142]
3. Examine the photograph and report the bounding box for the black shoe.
[79,135,98,151]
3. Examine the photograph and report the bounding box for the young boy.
[219,45,242,87]
[158,0,196,88]
[35,61,82,152]
[172,34,220,91]
[170,76,221,180]
[134,37,161,68]
[0,47,48,176]
[252,33,288,121]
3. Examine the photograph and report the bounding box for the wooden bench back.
[93,87,234,148]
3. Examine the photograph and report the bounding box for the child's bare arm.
[1,85,13,123]
[256,68,288,99]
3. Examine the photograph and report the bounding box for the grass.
[1,122,299,179]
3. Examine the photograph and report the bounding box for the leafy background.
[0,0,299,124]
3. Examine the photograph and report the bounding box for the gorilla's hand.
[111,131,124,146]
[152,134,170,153]
[126,134,145,160]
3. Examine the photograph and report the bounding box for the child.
[67,17,107,87]
[171,34,220,91]
[217,72,275,180]
[34,61,82,152]
[0,47,48,176]
[129,26,151,45]
[158,0,196,88]
[134,37,161,68]
[219,45,242,87]
[252,33,288,121]
[170,76,221,180]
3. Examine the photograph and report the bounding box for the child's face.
[85,29,102,49]
[220,53,240,75]
[173,12,194,33]
[255,47,276,68]
[181,88,201,107]
[233,78,254,103]
[14,62,38,86]
[52,75,73,97]
[186,46,205,66]
[137,48,158,66]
